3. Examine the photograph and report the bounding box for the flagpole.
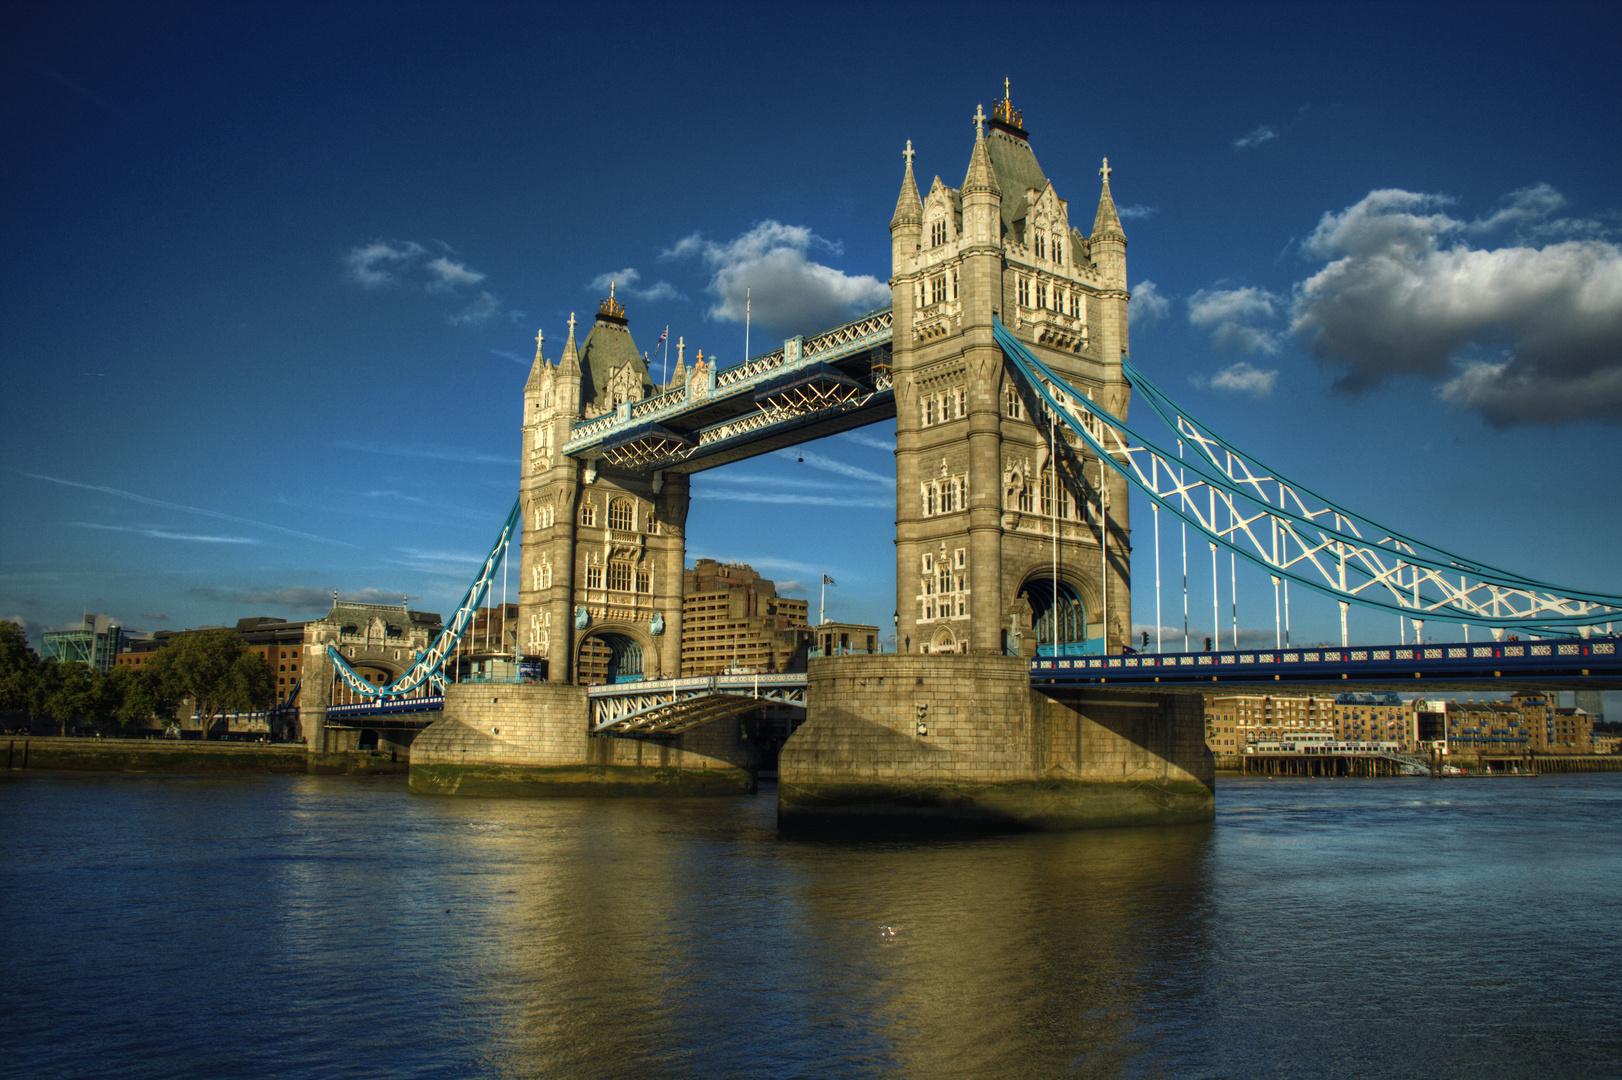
[820,575,825,627]
[744,287,751,361]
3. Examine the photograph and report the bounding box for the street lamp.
[893,611,899,654]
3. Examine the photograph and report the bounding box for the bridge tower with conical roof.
[889,84,1133,659]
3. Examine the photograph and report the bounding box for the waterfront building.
[1548,706,1594,753]
[42,614,123,673]
[1334,692,1417,751]
[679,559,811,676]
[1203,693,1336,755]
[235,617,311,707]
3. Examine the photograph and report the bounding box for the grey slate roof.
[578,316,653,413]
[984,128,1049,237]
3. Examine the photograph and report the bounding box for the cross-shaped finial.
[534,328,545,350]
[1003,77,1011,102]
[903,139,914,168]
[609,280,616,301]
[567,312,576,337]
[1099,157,1112,184]
[973,103,985,138]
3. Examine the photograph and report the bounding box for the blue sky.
[4,1,1619,687]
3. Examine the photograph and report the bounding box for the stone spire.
[669,336,687,387]
[890,140,923,229]
[524,328,547,390]
[1091,157,1126,241]
[558,312,581,376]
[961,109,1001,198]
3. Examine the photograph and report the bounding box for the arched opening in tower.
[1023,577,1089,657]
[578,632,644,685]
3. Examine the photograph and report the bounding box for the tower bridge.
[305,87,1620,830]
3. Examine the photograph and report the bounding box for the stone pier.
[778,654,1213,832]
[409,682,754,797]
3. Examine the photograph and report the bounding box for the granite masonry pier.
[778,654,1214,832]
[408,682,755,797]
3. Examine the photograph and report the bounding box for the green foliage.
[105,664,177,732]
[47,662,112,731]
[148,629,273,739]
[0,620,39,713]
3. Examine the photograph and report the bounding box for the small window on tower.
[1017,277,1030,307]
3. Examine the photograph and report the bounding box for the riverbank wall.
[778,654,1214,832]
[407,682,755,797]
[3,737,408,776]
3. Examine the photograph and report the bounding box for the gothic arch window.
[580,501,597,528]
[607,560,633,592]
[608,497,634,531]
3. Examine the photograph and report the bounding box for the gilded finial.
[992,81,1023,131]
[598,282,626,321]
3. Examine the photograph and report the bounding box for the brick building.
[680,560,811,676]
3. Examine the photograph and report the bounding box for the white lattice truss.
[993,319,1621,635]
[589,673,807,736]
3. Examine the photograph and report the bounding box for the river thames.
[3,771,1618,1079]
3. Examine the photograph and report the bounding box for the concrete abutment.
[408,682,754,797]
[778,654,1213,832]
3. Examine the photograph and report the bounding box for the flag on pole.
[823,574,836,585]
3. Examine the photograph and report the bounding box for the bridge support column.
[778,654,1213,832]
[409,683,753,797]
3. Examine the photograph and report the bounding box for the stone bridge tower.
[518,290,690,684]
[890,87,1132,658]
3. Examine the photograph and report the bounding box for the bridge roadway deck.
[1030,636,1622,693]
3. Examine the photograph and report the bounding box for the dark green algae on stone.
[777,777,1214,833]
[408,761,755,798]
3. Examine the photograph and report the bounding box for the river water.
[3,771,1618,1079]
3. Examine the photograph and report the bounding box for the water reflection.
[451,797,1215,1080]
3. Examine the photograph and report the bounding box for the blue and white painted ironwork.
[588,672,806,734]
[562,307,894,470]
[327,694,446,719]
[993,318,1622,636]
[1030,635,1622,688]
[327,499,520,700]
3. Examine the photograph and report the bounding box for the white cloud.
[1129,280,1171,325]
[1233,124,1279,150]
[1291,186,1622,423]
[1188,286,1282,354]
[1118,204,1159,222]
[449,291,499,325]
[425,256,485,290]
[344,241,426,287]
[773,448,894,487]
[663,220,890,337]
[586,267,686,304]
[71,522,260,544]
[1207,361,1278,398]
[343,240,504,325]
[836,430,896,452]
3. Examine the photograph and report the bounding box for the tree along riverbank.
[2,737,407,776]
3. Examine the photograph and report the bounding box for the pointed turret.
[961,104,1003,248]
[525,328,548,391]
[891,140,923,229]
[890,140,924,276]
[1091,157,1126,242]
[961,119,1001,198]
[669,336,687,389]
[558,312,581,376]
